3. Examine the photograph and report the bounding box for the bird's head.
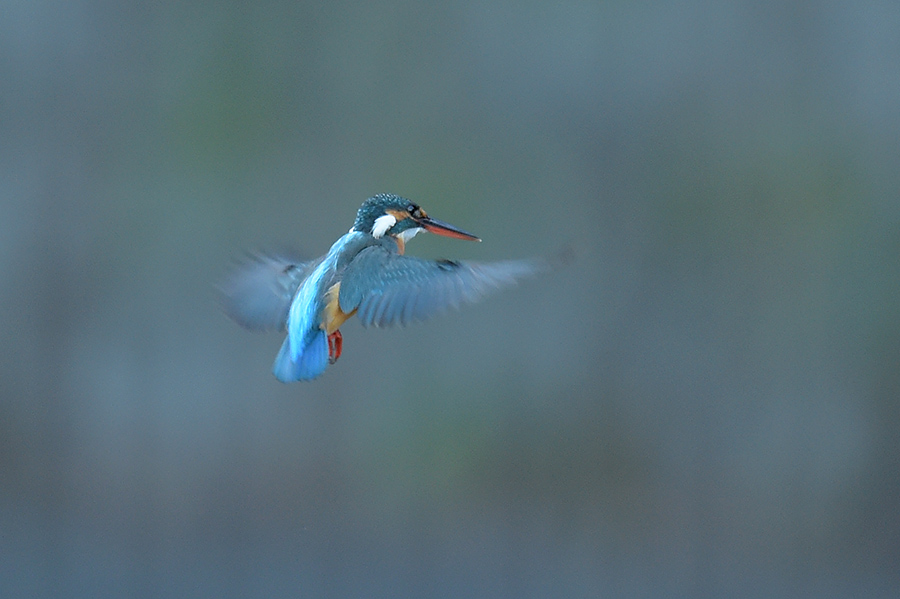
[352,194,480,251]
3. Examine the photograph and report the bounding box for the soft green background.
[2,1,898,597]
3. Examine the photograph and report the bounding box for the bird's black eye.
[407,204,417,214]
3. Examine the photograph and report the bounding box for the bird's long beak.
[418,215,481,242]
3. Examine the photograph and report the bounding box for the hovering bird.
[220,193,543,382]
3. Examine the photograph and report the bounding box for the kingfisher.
[220,193,542,382]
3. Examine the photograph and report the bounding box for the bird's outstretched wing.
[338,246,544,328]
[218,252,318,332]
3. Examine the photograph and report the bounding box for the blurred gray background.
[2,1,898,597]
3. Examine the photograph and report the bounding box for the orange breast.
[321,282,356,334]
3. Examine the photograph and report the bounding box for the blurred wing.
[218,252,318,332]
[338,246,543,328]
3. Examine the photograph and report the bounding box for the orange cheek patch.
[386,209,409,222]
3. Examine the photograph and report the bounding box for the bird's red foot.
[327,330,343,364]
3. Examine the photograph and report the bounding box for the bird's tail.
[272,329,329,382]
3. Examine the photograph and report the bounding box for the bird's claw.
[327,330,343,364]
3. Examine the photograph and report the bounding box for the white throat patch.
[397,227,422,243]
[371,214,397,238]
